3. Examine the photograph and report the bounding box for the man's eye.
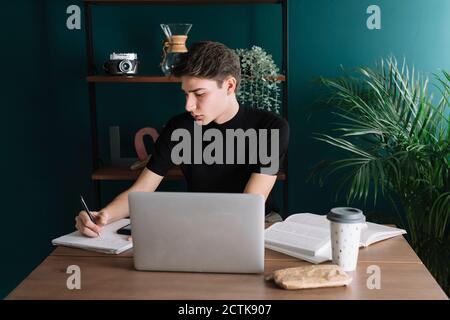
[184,92,205,98]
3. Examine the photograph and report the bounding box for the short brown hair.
[172,41,241,92]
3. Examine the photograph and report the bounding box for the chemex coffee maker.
[160,23,192,76]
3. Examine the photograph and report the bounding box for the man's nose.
[185,95,196,112]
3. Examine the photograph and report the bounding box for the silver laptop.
[129,192,265,274]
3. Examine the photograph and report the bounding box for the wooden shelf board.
[87,75,181,83]
[92,166,286,181]
[85,0,282,5]
[87,75,285,83]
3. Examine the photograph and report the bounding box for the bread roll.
[267,264,352,290]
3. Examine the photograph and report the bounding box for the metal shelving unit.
[83,0,289,215]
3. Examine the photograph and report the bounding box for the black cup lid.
[326,207,366,224]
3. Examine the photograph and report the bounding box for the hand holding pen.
[75,195,109,238]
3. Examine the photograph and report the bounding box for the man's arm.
[243,172,277,201]
[244,114,288,202]
[100,167,164,223]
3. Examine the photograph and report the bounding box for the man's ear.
[224,76,237,95]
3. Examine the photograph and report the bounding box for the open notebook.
[265,213,407,264]
[52,219,132,254]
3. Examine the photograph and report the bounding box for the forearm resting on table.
[100,167,164,223]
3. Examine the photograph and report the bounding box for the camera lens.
[119,60,132,73]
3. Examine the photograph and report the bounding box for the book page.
[52,219,132,254]
[55,232,130,252]
[265,221,330,256]
[284,213,330,229]
[286,213,406,247]
[265,243,331,264]
[360,222,406,247]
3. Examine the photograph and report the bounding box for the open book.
[52,219,132,254]
[265,213,406,264]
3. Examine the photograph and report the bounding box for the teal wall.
[2,0,450,298]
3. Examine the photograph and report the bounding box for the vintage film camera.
[103,52,139,75]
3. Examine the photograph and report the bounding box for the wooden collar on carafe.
[168,35,188,53]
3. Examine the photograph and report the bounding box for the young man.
[75,41,289,237]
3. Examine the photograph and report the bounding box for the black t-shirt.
[146,105,289,214]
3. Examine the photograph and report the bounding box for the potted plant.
[310,57,450,293]
[234,46,281,114]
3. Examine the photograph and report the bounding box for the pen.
[80,195,101,237]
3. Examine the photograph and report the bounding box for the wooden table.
[6,233,448,300]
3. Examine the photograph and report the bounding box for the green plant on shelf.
[234,46,281,114]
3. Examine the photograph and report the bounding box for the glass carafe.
[160,23,192,76]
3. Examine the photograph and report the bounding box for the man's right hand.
[75,210,109,237]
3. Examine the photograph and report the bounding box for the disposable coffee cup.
[327,207,366,272]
